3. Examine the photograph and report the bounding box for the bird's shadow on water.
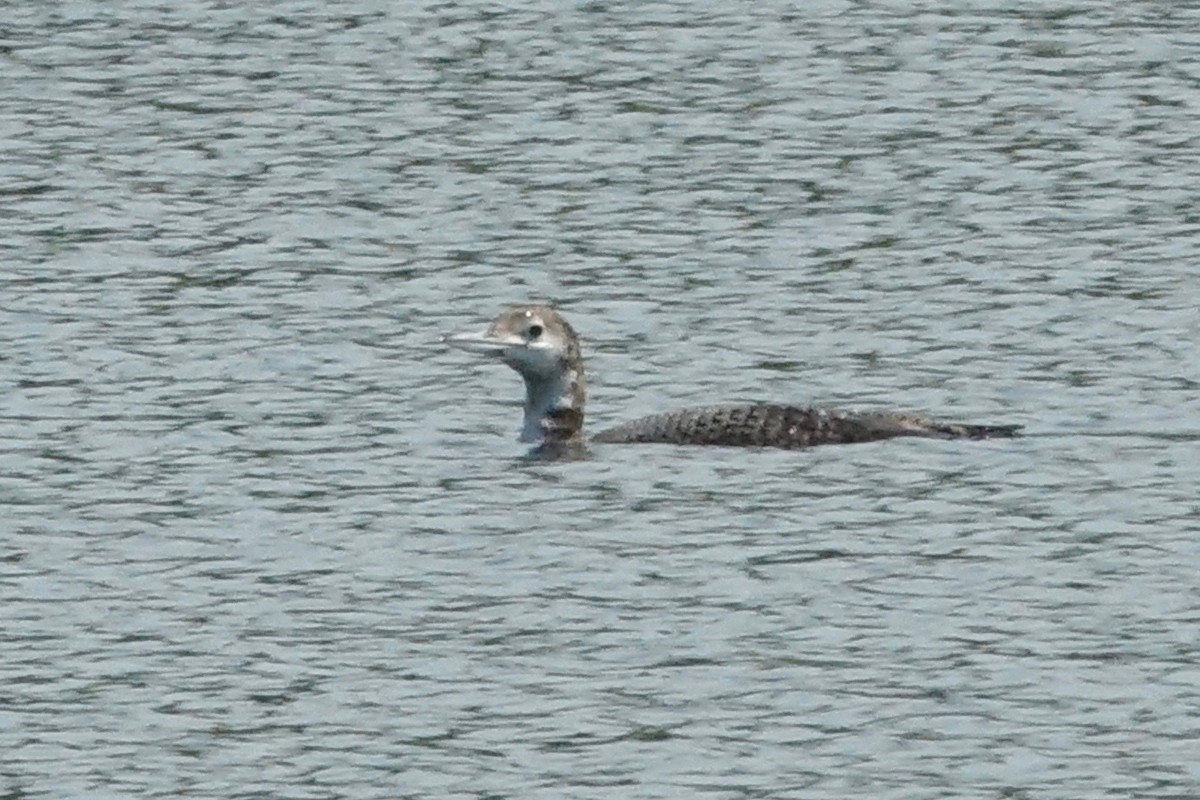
[513,441,593,465]
[509,430,1039,468]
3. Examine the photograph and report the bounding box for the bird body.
[445,305,1020,451]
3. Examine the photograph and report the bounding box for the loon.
[445,305,1021,451]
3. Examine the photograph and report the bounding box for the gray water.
[3,1,1199,798]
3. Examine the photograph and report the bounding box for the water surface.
[2,1,1199,798]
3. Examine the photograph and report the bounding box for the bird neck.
[520,365,585,444]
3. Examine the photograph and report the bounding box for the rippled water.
[3,1,1199,798]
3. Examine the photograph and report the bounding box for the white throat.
[519,367,580,443]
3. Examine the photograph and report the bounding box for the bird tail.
[939,422,1022,439]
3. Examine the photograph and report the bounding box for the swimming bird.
[445,305,1021,451]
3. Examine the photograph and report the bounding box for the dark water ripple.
[2,1,1199,798]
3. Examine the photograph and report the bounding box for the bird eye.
[527,324,543,339]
